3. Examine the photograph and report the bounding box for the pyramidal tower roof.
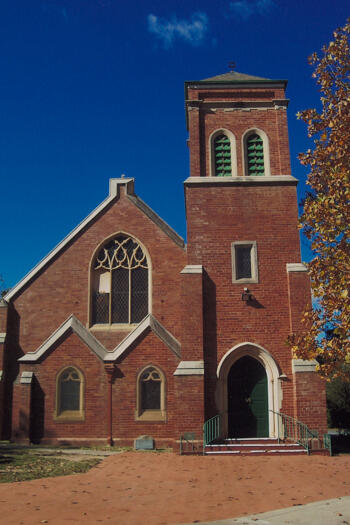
[201,71,270,82]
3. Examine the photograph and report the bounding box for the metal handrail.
[203,414,221,451]
[270,410,320,454]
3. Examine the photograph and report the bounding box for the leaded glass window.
[246,133,264,176]
[136,365,166,420]
[235,245,252,280]
[57,367,83,417]
[214,134,232,177]
[92,235,149,325]
[141,367,161,410]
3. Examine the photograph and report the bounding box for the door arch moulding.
[216,342,282,438]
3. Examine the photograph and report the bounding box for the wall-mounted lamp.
[241,287,253,302]
[278,373,288,381]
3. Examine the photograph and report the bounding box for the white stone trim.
[180,265,203,274]
[216,342,282,438]
[208,128,237,178]
[5,178,184,302]
[287,263,308,272]
[174,361,204,375]
[105,314,181,362]
[19,315,108,363]
[0,333,6,344]
[292,359,317,373]
[242,128,271,177]
[20,371,34,384]
[184,175,298,185]
[126,194,185,249]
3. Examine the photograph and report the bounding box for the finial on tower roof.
[228,61,236,72]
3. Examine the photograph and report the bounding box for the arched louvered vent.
[214,134,232,176]
[246,133,264,176]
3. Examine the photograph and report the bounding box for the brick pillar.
[174,265,205,448]
[12,370,34,443]
[188,103,201,177]
[105,364,115,446]
[0,298,8,439]
[287,264,328,434]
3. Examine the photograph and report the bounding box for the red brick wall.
[180,270,203,361]
[110,330,181,447]
[293,372,328,435]
[11,333,108,443]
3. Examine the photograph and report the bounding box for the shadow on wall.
[30,377,45,444]
[203,270,217,420]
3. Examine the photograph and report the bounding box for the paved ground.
[179,496,350,524]
[0,451,350,524]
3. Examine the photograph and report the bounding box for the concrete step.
[204,438,308,456]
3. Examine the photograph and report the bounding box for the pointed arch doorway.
[216,342,282,439]
[227,355,268,437]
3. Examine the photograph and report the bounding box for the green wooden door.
[228,356,269,438]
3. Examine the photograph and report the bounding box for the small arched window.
[245,133,265,176]
[92,234,149,325]
[55,367,84,420]
[136,366,166,421]
[213,133,232,176]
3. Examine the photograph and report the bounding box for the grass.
[0,449,101,483]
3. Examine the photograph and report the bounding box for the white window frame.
[231,241,259,284]
[209,128,237,177]
[242,128,271,177]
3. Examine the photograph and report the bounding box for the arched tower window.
[136,365,166,421]
[92,234,149,325]
[245,133,265,175]
[213,133,232,176]
[55,366,84,420]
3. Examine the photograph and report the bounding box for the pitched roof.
[201,71,270,82]
[5,178,185,302]
[18,313,181,363]
[105,314,181,362]
[18,315,107,362]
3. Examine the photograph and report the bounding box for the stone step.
[204,448,307,456]
[204,438,308,456]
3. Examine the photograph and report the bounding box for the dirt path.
[0,452,350,525]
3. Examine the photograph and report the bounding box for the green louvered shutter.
[246,134,264,176]
[214,134,231,177]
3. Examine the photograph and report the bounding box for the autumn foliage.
[291,19,350,380]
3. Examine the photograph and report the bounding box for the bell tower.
[182,71,328,435]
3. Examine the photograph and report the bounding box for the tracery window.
[55,366,84,420]
[92,234,149,325]
[214,133,232,176]
[245,133,265,175]
[136,366,166,421]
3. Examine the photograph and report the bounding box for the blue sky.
[1,0,349,291]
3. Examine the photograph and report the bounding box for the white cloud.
[147,12,208,48]
[229,0,275,19]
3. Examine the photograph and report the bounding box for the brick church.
[0,71,328,448]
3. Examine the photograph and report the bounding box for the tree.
[290,19,350,380]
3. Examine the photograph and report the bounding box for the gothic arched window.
[136,366,166,421]
[55,366,84,420]
[92,234,149,325]
[213,133,232,176]
[245,132,265,176]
